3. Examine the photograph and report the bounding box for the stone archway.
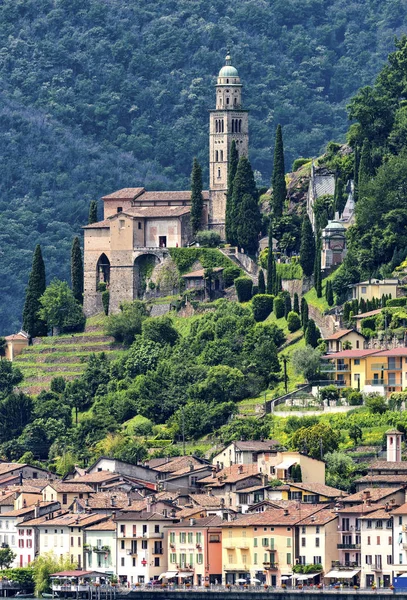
[96,253,110,289]
[134,253,160,298]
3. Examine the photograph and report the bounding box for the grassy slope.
[303,270,339,314]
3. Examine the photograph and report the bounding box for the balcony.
[331,561,360,569]
[134,532,164,539]
[224,544,236,550]
[337,544,360,549]
[263,563,278,570]
[93,546,110,553]
[365,379,385,386]
[153,548,164,555]
[371,364,388,371]
[238,545,249,550]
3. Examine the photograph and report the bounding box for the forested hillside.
[1,0,407,333]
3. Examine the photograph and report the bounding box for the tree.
[314,234,322,297]
[196,230,220,247]
[0,361,23,398]
[142,316,179,346]
[271,124,287,219]
[251,295,274,322]
[33,553,76,596]
[88,200,98,224]
[319,385,340,402]
[22,245,47,338]
[326,280,334,306]
[283,294,292,318]
[232,156,259,250]
[258,269,265,294]
[225,140,239,243]
[287,311,301,332]
[349,424,363,446]
[0,548,16,570]
[38,279,85,334]
[365,393,388,414]
[291,423,340,459]
[292,345,322,382]
[105,300,148,345]
[293,293,300,315]
[273,296,285,319]
[305,319,320,348]
[299,215,315,277]
[0,391,32,442]
[266,225,276,295]
[358,138,374,198]
[301,297,309,331]
[325,451,355,490]
[70,237,84,304]
[334,174,347,217]
[190,158,203,235]
[0,338,6,360]
[234,277,253,302]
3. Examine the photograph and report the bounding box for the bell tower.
[209,53,249,237]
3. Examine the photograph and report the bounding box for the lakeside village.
[6,55,407,595]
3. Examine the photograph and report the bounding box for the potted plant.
[264,584,269,590]
[280,584,286,589]
[298,584,303,590]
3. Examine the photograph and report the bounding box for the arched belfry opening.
[96,253,110,289]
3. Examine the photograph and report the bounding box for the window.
[26,530,32,536]
[132,558,136,567]
[62,494,67,505]
[367,520,372,529]
[170,553,176,563]
[315,538,320,548]
[138,222,142,230]
[121,557,125,567]
[220,150,223,161]
[242,554,247,564]
[154,525,160,533]
[141,540,147,549]
[120,541,125,550]
[262,538,269,547]
[197,554,203,564]
[389,536,392,545]
[188,532,193,543]
[70,537,74,547]
[228,554,233,564]
[400,554,403,565]
[117,207,122,213]
[170,532,175,544]
[301,538,306,547]
[377,537,381,545]
[154,557,160,567]
[313,556,322,564]
[196,532,202,544]
[215,151,219,161]
[386,520,392,529]
[18,540,24,548]
[376,520,383,529]
[286,538,291,547]
[254,553,257,565]
[301,527,306,534]
[254,538,257,547]
[18,530,24,536]
[217,168,221,178]
[180,532,186,543]
[239,494,248,504]
[387,555,392,565]
[354,359,360,365]
[362,287,367,293]
[316,526,320,534]
[367,536,371,545]
[366,555,372,565]
[78,537,81,547]
[263,554,268,563]
[120,525,126,535]
[119,219,125,229]
[287,553,292,565]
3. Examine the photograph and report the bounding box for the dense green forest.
[1,0,406,333]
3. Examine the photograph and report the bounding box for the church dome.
[219,53,238,78]
[324,220,345,231]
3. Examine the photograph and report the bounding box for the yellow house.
[281,483,346,504]
[321,349,382,390]
[256,451,325,485]
[42,482,94,508]
[4,332,29,361]
[324,329,366,353]
[349,279,399,302]
[220,505,326,586]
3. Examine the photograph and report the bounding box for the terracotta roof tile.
[154,457,205,474]
[182,267,224,279]
[342,487,404,503]
[367,462,407,471]
[222,505,326,527]
[1,501,59,517]
[36,513,109,528]
[233,440,280,452]
[199,464,260,485]
[289,483,347,497]
[82,219,110,229]
[67,471,119,484]
[167,516,223,528]
[190,495,225,507]
[391,502,407,515]
[355,475,407,484]
[353,309,382,319]
[322,350,381,360]
[337,503,378,514]
[360,507,395,519]
[324,329,358,341]
[297,509,338,526]
[141,191,209,202]
[84,518,116,531]
[123,206,191,218]
[47,482,94,493]
[102,188,145,200]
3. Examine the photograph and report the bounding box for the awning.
[295,573,320,580]
[158,572,178,581]
[398,574,407,578]
[178,573,193,579]
[275,458,297,470]
[324,570,360,579]
[281,576,292,581]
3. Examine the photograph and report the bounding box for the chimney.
[363,490,371,500]
[34,505,39,519]
[19,470,23,486]
[211,469,216,479]
[170,509,176,518]
[190,518,195,526]
[284,509,289,516]
[189,463,194,472]
[216,462,220,472]
[111,496,116,507]
[85,499,89,507]
[366,499,371,507]
[237,465,243,475]
[128,496,132,507]
[220,498,225,508]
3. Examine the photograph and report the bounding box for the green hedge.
[235,277,253,302]
[274,296,285,318]
[251,294,274,321]
[169,248,235,274]
[386,297,407,307]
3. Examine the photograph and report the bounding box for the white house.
[84,519,116,574]
[391,503,407,578]
[296,508,339,583]
[360,507,394,588]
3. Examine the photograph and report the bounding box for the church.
[83,54,249,316]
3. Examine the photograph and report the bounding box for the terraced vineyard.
[14,314,122,395]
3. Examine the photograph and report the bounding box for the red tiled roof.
[360,507,395,519]
[82,220,110,229]
[297,509,338,526]
[222,505,326,527]
[141,191,209,202]
[372,348,407,357]
[67,471,119,484]
[355,475,407,484]
[47,482,94,493]
[154,457,205,474]
[342,487,404,503]
[353,309,382,319]
[84,519,116,531]
[368,461,407,471]
[337,503,378,514]
[391,502,407,515]
[324,329,356,341]
[182,267,224,279]
[102,188,145,200]
[199,464,260,485]
[322,349,381,360]
[289,483,346,497]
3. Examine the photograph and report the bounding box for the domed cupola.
[216,52,242,110]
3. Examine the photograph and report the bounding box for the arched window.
[231,120,234,133]
[226,79,229,83]
[215,150,219,161]
[215,120,218,133]
[220,150,224,161]
[217,168,221,178]
[226,97,229,105]
[234,97,237,106]
[221,120,224,133]
[239,119,242,133]
[96,253,110,289]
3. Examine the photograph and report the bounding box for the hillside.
[1,0,407,333]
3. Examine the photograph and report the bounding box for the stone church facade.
[83,54,249,316]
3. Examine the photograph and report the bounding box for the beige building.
[4,332,29,360]
[212,440,280,469]
[324,329,366,353]
[296,509,339,582]
[83,54,249,316]
[350,279,399,302]
[42,482,94,507]
[256,451,325,485]
[360,507,394,588]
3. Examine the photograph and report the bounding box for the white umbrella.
[250,579,261,584]
[236,579,248,583]
[281,576,291,581]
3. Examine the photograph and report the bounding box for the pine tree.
[225,141,239,244]
[293,293,300,314]
[266,224,275,294]
[233,157,260,252]
[305,319,320,348]
[284,294,292,318]
[326,281,334,306]
[358,139,374,199]
[334,174,346,217]
[314,234,322,298]
[301,297,309,331]
[236,193,261,254]
[258,269,265,294]
[190,158,203,235]
[271,124,287,220]
[300,214,316,277]
[353,146,360,203]
[88,200,98,224]
[22,245,47,338]
[71,237,84,304]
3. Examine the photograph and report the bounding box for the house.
[198,464,263,511]
[349,279,399,302]
[182,267,224,297]
[281,483,346,504]
[212,440,280,469]
[158,464,213,493]
[166,516,223,585]
[359,507,394,588]
[353,309,382,333]
[84,457,159,485]
[115,510,179,586]
[0,463,49,486]
[153,456,209,481]
[391,503,407,577]
[84,519,117,574]
[220,505,326,586]
[42,482,94,507]
[341,487,405,508]
[324,329,366,353]
[296,509,339,583]
[320,349,382,392]
[3,332,29,361]
[256,451,325,485]
[354,475,407,492]
[321,220,347,271]
[0,501,60,567]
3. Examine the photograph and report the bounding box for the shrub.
[252,285,258,296]
[142,316,179,346]
[319,385,340,402]
[292,157,312,171]
[235,277,253,302]
[223,266,242,287]
[386,297,407,307]
[348,391,363,406]
[251,294,274,322]
[196,230,221,248]
[105,301,148,345]
[274,296,285,318]
[361,316,377,330]
[97,282,107,292]
[287,311,301,332]
[101,290,109,315]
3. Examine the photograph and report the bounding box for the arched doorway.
[96,253,110,289]
[134,254,160,298]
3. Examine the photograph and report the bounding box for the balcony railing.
[134,532,164,539]
[371,364,388,370]
[263,563,278,570]
[365,379,385,386]
[331,561,359,569]
[337,544,361,549]
[153,548,163,555]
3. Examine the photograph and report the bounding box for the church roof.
[122,206,191,218]
[102,188,145,201]
[218,53,239,78]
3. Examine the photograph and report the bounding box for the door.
[159,236,167,248]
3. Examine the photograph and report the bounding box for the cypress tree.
[301,297,309,331]
[326,281,334,306]
[284,294,292,318]
[88,200,98,224]
[266,224,275,295]
[343,301,351,324]
[225,141,239,244]
[334,174,346,217]
[305,319,320,348]
[236,193,261,255]
[71,237,84,304]
[271,124,287,220]
[258,269,266,295]
[275,272,282,296]
[353,146,360,203]
[293,293,300,314]
[190,158,203,235]
[358,139,374,199]
[314,233,322,298]
[22,245,47,338]
[299,214,316,277]
[233,156,260,252]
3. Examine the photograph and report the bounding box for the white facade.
[360,512,393,588]
[85,528,116,574]
[296,517,339,577]
[0,515,18,566]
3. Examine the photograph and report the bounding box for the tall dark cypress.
[314,233,322,298]
[299,214,316,278]
[233,157,260,253]
[71,237,84,304]
[190,158,203,235]
[88,200,98,224]
[258,269,265,295]
[334,174,346,217]
[353,146,360,203]
[293,293,300,314]
[271,124,287,220]
[301,297,309,331]
[225,141,239,244]
[22,245,47,337]
[358,139,374,199]
[266,224,275,294]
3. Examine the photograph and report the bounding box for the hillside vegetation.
[1,0,407,332]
